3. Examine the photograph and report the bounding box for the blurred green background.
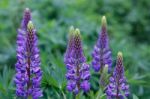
[0,0,150,99]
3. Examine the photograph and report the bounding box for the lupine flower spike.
[15,8,42,99]
[64,27,90,95]
[64,26,74,65]
[106,52,129,99]
[92,16,112,72]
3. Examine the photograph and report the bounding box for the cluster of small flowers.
[15,8,130,99]
[64,27,90,94]
[106,52,129,99]
[64,16,130,98]
[15,8,42,99]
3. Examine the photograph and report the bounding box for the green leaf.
[133,94,139,99]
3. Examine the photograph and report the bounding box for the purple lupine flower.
[91,16,112,72]
[64,26,74,66]
[15,8,42,99]
[64,27,90,95]
[106,52,129,99]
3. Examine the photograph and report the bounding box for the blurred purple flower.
[15,8,42,99]
[64,27,90,94]
[91,16,112,72]
[106,52,129,99]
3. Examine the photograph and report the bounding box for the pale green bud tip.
[104,64,108,68]
[70,26,74,31]
[25,8,30,12]
[118,51,123,57]
[74,28,80,36]
[102,16,107,27]
[118,52,123,59]
[69,26,74,35]
[27,21,34,30]
[103,64,108,72]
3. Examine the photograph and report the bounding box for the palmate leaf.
[127,72,150,87]
[42,66,66,99]
[88,91,95,99]
[42,67,58,88]
[41,51,67,98]
[0,66,15,98]
[95,88,106,99]
[133,94,139,99]
[42,51,66,89]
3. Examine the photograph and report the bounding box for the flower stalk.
[106,52,129,99]
[91,16,112,73]
[64,27,90,95]
[15,8,42,99]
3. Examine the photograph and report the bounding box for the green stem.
[73,93,76,99]
[61,91,66,99]
[28,96,32,99]
[75,94,80,99]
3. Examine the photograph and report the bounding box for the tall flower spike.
[64,26,75,65]
[106,52,129,99]
[21,8,31,30]
[15,8,42,99]
[64,28,90,95]
[92,16,112,72]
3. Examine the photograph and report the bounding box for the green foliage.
[0,66,15,98]
[0,0,150,99]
